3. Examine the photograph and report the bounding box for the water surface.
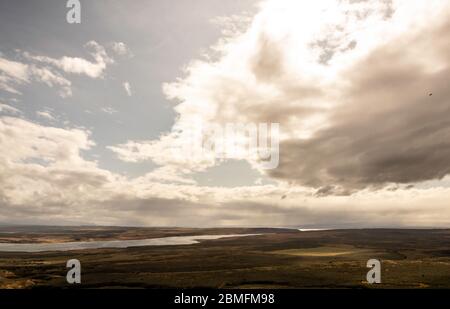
[0,234,258,253]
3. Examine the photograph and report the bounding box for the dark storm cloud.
[268,19,450,193]
[90,198,407,228]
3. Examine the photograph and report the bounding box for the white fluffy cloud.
[2,1,450,227]
[110,0,450,194]
[0,116,94,165]
[24,41,114,79]
[0,116,116,218]
[0,58,72,97]
[0,57,30,94]
[29,66,72,98]
[1,114,450,227]
[0,41,116,97]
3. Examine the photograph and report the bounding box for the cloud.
[108,128,217,174]
[0,116,94,165]
[36,110,55,121]
[0,115,116,220]
[269,8,450,193]
[2,1,450,228]
[0,41,115,97]
[24,41,114,79]
[0,57,29,94]
[111,42,133,57]
[0,57,28,81]
[0,57,73,97]
[1,115,449,227]
[101,106,118,114]
[0,103,21,115]
[139,166,197,185]
[110,0,450,195]
[29,66,72,98]
[123,81,132,96]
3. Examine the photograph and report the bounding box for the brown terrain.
[0,226,449,289]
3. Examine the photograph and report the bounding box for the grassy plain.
[0,227,448,288]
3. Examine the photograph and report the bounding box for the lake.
[0,234,258,252]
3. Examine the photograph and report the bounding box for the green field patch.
[271,246,371,257]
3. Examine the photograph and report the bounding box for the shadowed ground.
[0,227,449,289]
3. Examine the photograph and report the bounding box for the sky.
[0,0,450,228]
